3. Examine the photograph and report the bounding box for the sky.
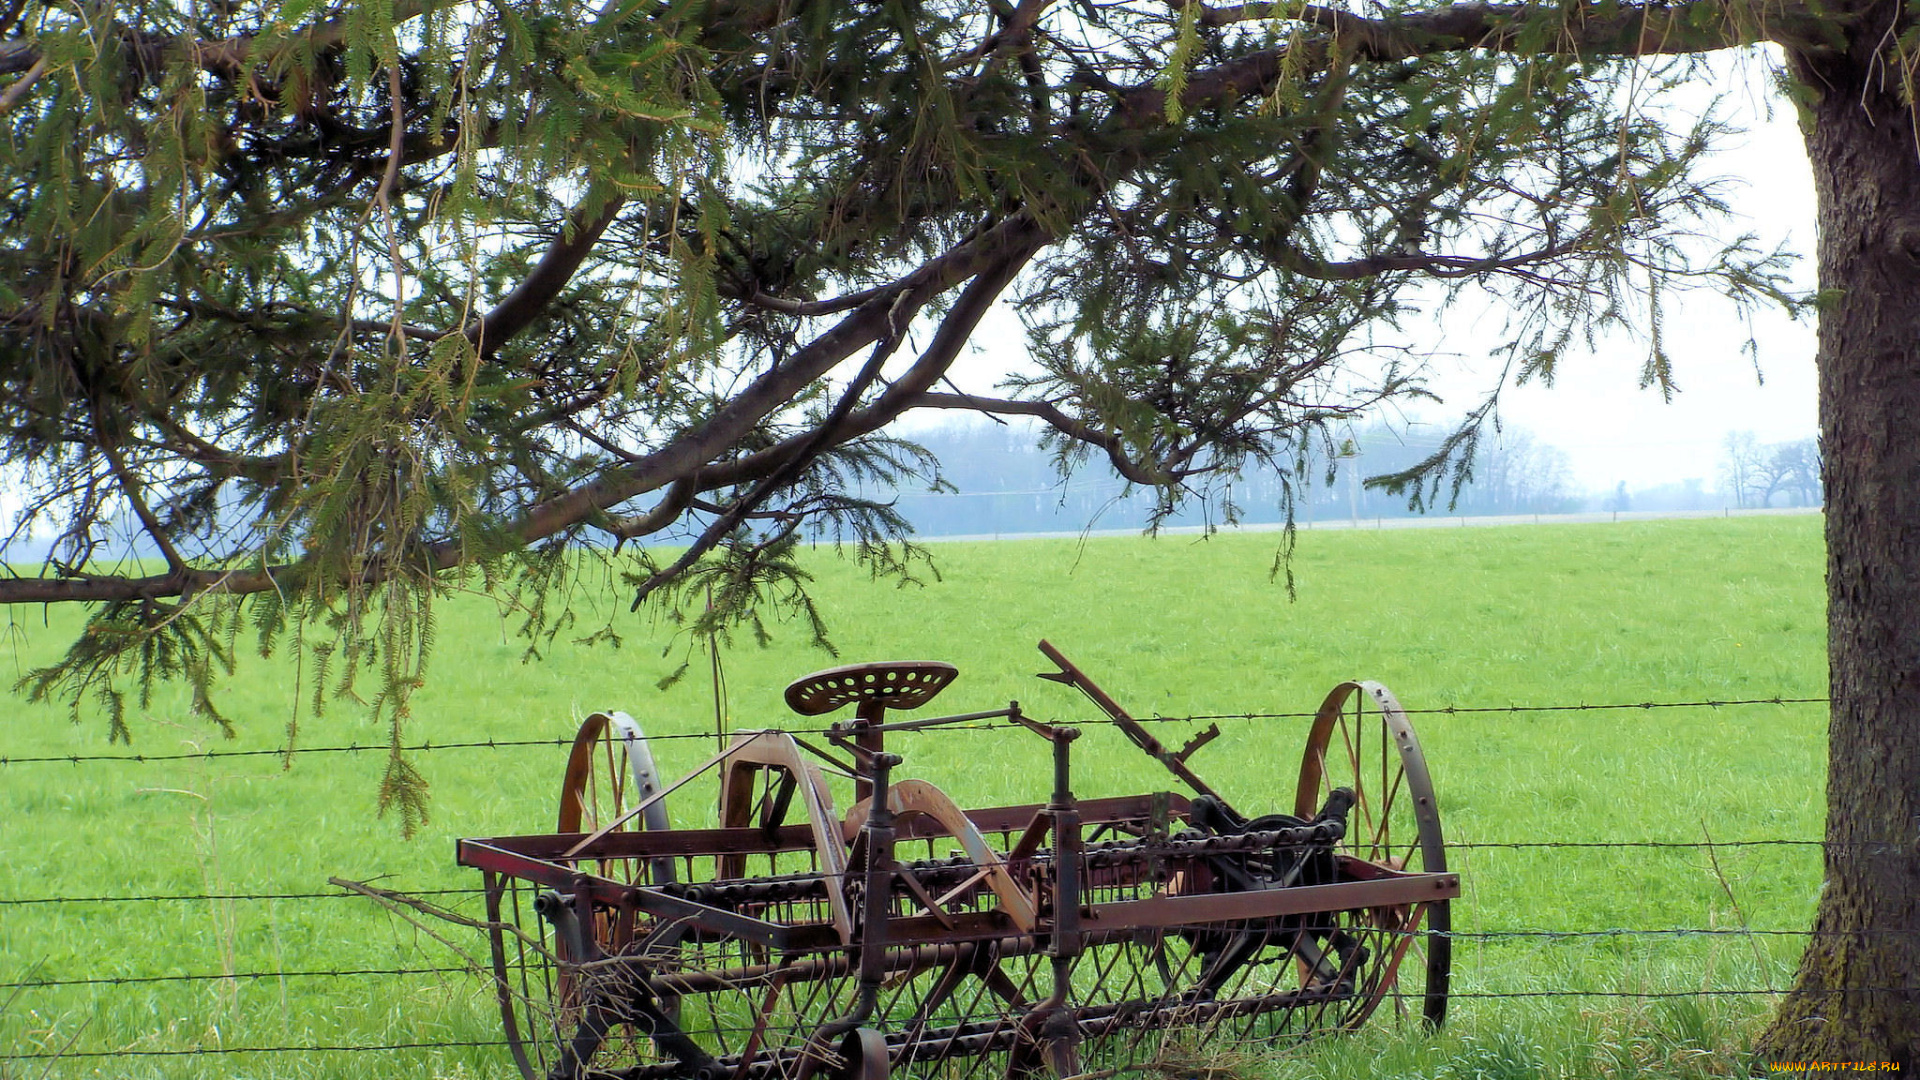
[1446,58,1820,492]
[935,52,1821,497]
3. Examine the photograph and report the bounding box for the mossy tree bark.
[1759,5,1920,1063]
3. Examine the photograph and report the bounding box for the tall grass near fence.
[1,516,1829,1077]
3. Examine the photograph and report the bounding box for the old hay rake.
[457,641,1458,1080]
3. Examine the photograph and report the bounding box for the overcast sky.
[936,52,1821,497]
[1441,57,1820,492]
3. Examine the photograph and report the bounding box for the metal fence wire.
[0,694,1832,766]
[4,694,1894,1065]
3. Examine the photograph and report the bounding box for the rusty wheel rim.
[559,713,669,847]
[483,714,662,1080]
[485,868,571,1080]
[548,713,680,1074]
[483,871,545,1080]
[1295,680,1451,1030]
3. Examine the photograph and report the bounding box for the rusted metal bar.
[460,794,1191,865]
[795,750,900,1080]
[850,701,887,804]
[1173,724,1221,764]
[1026,727,1086,1079]
[462,825,819,862]
[1035,640,1232,810]
[1079,872,1460,932]
[839,706,1023,733]
[1047,730,1083,958]
[458,842,796,948]
[463,822,1387,957]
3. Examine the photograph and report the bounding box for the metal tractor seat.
[784,661,959,718]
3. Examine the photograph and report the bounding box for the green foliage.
[0,0,1802,820]
[1435,1033,1548,1080]
[19,600,236,743]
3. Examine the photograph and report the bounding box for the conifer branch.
[0,0,1808,787]
[1189,0,1829,55]
[0,0,443,77]
[0,54,42,113]
[911,393,1179,486]
[463,195,629,356]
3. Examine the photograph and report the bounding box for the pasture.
[0,515,1827,1077]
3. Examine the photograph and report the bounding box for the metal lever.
[1035,639,1235,814]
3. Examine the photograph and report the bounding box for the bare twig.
[1701,820,1777,993]
[377,64,410,351]
[327,876,552,964]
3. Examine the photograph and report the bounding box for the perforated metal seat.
[783,661,958,717]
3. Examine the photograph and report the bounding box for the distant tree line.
[5,421,1808,560]
[869,421,1585,537]
[1719,433,1823,509]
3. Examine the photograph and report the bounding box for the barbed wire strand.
[1169,697,1830,724]
[0,835,1892,909]
[1446,988,1915,999]
[10,931,1920,992]
[1,966,470,990]
[1448,839,1843,850]
[0,696,1831,766]
[1449,927,1917,939]
[3,1039,510,1060]
[0,887,483,906]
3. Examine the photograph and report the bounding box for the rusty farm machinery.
[457,641,1458,1080]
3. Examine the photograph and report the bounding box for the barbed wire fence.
[0,696,1834,767]
[5,694,1901,1067]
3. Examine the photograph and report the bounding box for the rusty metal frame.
[459,643,1460,1080]
[843,779,1038,931]
[716,730,854,941]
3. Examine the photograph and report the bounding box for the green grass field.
[0,515,1828,1078]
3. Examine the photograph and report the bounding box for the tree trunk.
[1760,11,1920,1065]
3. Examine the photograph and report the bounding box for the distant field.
[0,515,1828,1078]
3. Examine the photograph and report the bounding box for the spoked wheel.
[1295,680,1450,1030]
[487,712,680,1080]
[558,711,674,869]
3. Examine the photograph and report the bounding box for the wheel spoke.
[1375,766,1406,863]
[1378,701,1388,857]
